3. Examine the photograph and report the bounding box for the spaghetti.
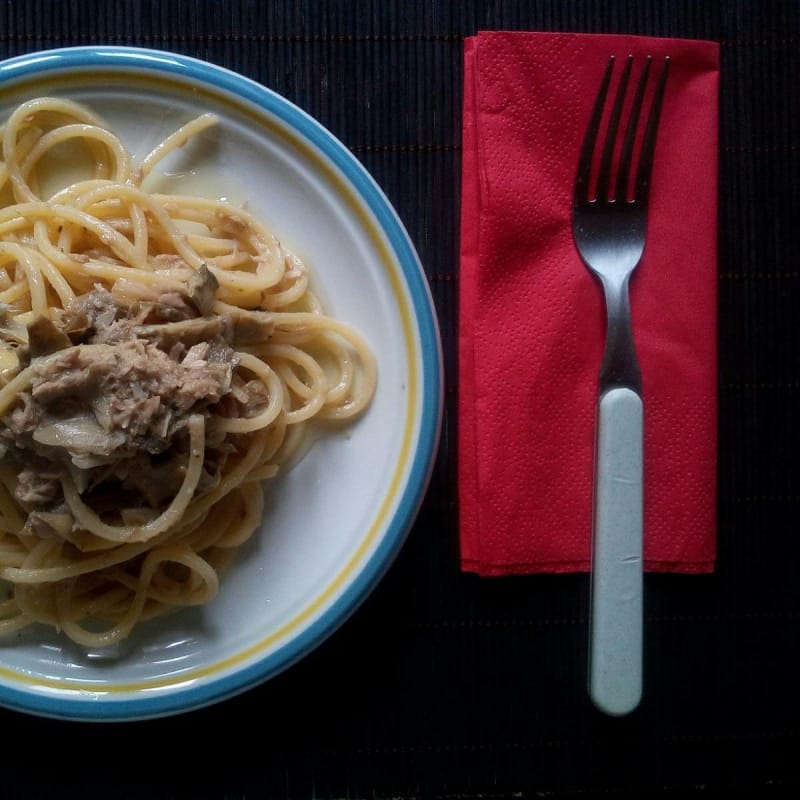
[0,98,377,648]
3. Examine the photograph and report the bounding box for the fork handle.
[589,386,643,716]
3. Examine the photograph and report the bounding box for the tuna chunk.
[67,286,127,331]
[0,269,267,517]
[29,339,234,452]
[15,467,61,510]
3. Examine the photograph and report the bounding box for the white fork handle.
[589,386,643,716]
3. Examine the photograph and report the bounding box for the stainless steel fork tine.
[615,56,652,203]
[634,56,670,201]
[596,54,632,203]
[575,56,615,202]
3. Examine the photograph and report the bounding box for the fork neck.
[598,274,642,396]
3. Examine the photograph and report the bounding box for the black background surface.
[0,2,798,797]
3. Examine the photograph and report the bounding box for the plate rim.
[0,45,443,721]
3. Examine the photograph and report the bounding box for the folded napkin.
[459,31,719,576]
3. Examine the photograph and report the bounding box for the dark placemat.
[1,1,798,797]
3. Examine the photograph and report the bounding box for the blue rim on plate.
[0,46,442,721]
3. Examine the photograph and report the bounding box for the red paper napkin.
[459,31,719,576]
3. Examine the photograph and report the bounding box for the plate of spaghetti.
[0,47,441,720]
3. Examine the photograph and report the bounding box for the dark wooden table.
[1,1,797,797]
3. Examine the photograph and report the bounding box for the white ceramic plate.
[0,47,442,720]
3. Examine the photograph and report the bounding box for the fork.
[572,54,669,716]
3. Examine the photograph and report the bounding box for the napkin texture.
[459,32,719,576]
